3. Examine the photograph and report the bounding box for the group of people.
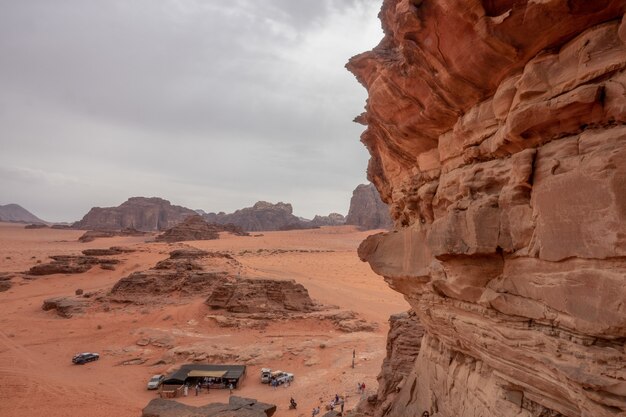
[328,393,345,413]
[357,381,366,394]
[182,380,234,396]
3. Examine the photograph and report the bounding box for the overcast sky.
[0,0,383,222]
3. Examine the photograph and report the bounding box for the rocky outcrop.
[309,213,346,227]
[42,297,87,318]
[73,197,196,231]
[27,255,120,275]
[109,248,237,302]
[360,311,424,417]
[24,223,49,229]
[345,184,392,230]
[155,215,248,242]
[0,273,13,292]
[78,228,147,243]
[0,204,47,224]
[203,201,309,232]
[348,1,626,417]
[141,396,276,417]
[205,278,317,314]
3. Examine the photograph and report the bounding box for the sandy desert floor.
[0,222,408,417]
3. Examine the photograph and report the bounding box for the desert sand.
[0,222,408,417]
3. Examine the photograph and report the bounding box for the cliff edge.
[348,1,626,416]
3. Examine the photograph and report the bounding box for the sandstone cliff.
[348,1,626,416]
[310,212,346,227]
[345,184,393,230]
[73,197,196,231]
[203,201,308,231]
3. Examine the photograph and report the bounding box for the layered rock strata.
[109,248,237,302]
[205,278,317,313]
[348,1,626,417]
[141,396,276,417]
[359,311,425,417]
[74,197,196,231]
[345,184,393,230]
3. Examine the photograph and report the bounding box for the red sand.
[0,223,408,417]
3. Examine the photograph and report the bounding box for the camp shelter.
[162,364,246,390]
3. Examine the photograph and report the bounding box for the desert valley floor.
[0,222,408,417]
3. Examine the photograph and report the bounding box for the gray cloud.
[0,0,382,222]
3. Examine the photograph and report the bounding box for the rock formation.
[0,273,13,292]
[78,228,147,243]
[108,248,237,302]
[141,396,276,417]
[0,204,47,224]
[27,255,120,275]
[359,311,424,417]
[345,184,392,230]
[155,215,248,242]
[205,278,317,314]
[42,297,87,318]
[309,212,346,227]
[347,1,626,417]
[73,197,196,231]
[203,201,309,231]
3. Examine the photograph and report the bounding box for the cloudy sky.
[0,0,383,222]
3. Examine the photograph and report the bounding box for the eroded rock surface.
[109,248,237,302]
[205,278,317,314]
[345,184,392,230]
[141,396,276,417]
[155,215,248,242]
[27,255,120,275]
[348,1,626,416]
[42,297,87,318]
[74,197,196,231]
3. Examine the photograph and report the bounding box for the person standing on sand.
[183,384,188,397]
[195,383,200,396]
[229,383,234,394]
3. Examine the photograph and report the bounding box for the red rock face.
[348,1,626,416]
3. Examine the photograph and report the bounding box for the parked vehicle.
[276,372,294,385]
[147,374,165,390]
[261,368,272,383]
[72,352,99,364]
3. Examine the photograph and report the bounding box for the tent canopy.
[188,370,227,378]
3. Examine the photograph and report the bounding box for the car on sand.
[147,374,165,390]
[72,352,99,364]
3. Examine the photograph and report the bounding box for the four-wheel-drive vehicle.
[261,368,272,383]
[147,374,165,390]
[276,372,294,385]
[72,352,100,364]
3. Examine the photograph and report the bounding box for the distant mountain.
[0,204,47,224]
[203,201,312,232]
[345,184,393,230]
[73,197,197,231]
